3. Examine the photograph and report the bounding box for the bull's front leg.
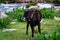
[26,22,29,35]
[31,25,34,37]
[38,22,41,34]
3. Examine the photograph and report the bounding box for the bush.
[14,8,24,22]
[6,8,60,20]
[41,8,56,19]
[53,0,60,6]
[41,8,60,19]
[0,17,11,29]
[9,0,16,3]
[0,0,4,3]
[5,8,24,22]
[55,10,60,17]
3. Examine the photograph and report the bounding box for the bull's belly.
[30,21,38,26]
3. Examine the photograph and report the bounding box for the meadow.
[0,8,60,40]
[0,19,60,40]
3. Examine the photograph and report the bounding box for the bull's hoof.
[32,35,34,38]
[32,37,35,40]
[39,32,41,34]
[26,35,29,40]
[26,32,28,35]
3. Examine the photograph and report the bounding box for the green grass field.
[0,19,60,40]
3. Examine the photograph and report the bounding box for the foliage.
[0,17,11,29]
[41,8,56,19]
[6,8,60,21]
[5,8,24,22]
[30,28,60,40]
[33,31,59,40]
[54,10,60,17]
[41,8,60,19]
[29,19,60,40]
[0,0,16,3]
[53,0,60,6]
[7,0,16,3]
[29,23,60,40]
[0,0,4,3]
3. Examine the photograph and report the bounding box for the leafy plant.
[53,0,60,6]
[5,8,24,22]
[29,25,60,40]
[41,8,56,19]
[55,10,60,17]
[0,17,11,29]
[0,0,4,3]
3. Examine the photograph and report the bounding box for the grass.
[0,19,60,40]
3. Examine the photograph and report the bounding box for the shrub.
[6,8,60,20]
[55,10,60,17]
[41,8,55,19]
[5,12,15,19]
[26,3,31,8]
[0,17,11,29]
[5,8,24,22]
[14,8,24,22]
[53,0,60,6]
[9,0,16,3]
[0,0,4,3]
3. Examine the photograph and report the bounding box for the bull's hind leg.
[38,22,41,34]
[26,22,29,35]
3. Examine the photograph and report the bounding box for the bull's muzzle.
[22,17,26,21]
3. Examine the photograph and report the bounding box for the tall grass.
[0,17,11,29]
[29,25,60,40]
[41,8,60,19]
[5,8,24,22]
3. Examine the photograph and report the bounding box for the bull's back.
[30,11,42,26]
[33,10,42,21]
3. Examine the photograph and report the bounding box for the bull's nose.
[22,17,25,20]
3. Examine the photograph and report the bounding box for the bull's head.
[22,8,36,21]
[22,9,29,21]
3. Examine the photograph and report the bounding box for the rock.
[54,16,60,21]
[2,28,17,32]
[10,22,16,24]
[0,13,8,18]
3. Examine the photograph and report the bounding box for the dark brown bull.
[23,8,42,37]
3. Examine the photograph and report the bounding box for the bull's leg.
[38,22,41,34]
[31,25,34,37]
[26,22,29,35]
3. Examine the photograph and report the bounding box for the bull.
[23,8,42,37]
